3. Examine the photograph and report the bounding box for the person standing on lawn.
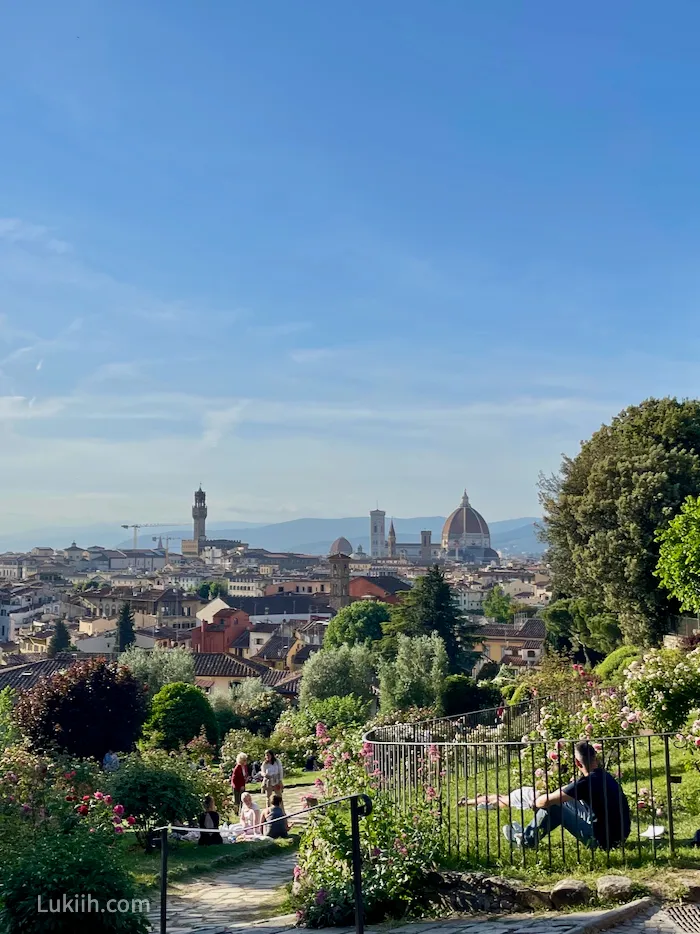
[261,749,284,805]
[503,740,631,850]
[231,752,248,814]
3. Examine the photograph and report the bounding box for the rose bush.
[625,649,700,732]
[291,727,441,927]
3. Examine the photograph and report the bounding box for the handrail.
[156,793,373,934]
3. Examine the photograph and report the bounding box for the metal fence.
[364,719,686,870]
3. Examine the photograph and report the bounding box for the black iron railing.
[365,719,685,869]
[154,793,372,934]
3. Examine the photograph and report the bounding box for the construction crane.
[153,535,178,563]
[120,523,174,550]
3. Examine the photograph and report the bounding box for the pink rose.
[113,804,125,817]
[103,795,112,805]
[114,825,124,834]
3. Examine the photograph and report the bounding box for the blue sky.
[3,0,700,534]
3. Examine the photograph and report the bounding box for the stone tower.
[387,520,397,558]
[328,552,351,610]
[420,530,432,562]
[192,486,207,543]
[370,508,386,558]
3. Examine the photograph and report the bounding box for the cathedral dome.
[441,490,491,554]
[329,536,353,556]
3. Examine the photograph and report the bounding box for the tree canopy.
[378,633,448,713]
[482,585,513,624]
[144,682,218,750]
[116,602,136,654]
[656,495,700,615]
[540,397,700,645]
[324,601,391,649]
[119,645,195,697]
[14,658,147,760]
[382,566,478,672]
[47,619,71,658]
[299,644,375,706]
[541,597,621,658]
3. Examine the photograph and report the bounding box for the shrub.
[106,750,204,846]
[270,696,371,770]
[143,682,217,750]
[507,654,593,706]
[230,679,287,736]
[0,827,149,933]
[292,731,441,926]
[625,648,700,732]
[14,658,147,760]
[441,674,501,716]
[220,729,270,773]
[594,645,641,683]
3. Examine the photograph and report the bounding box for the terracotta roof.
[477,618,545,641]
[523,639,543,649]
[353,575,411,596]
[229,630,252,650]
[192,653,266,679]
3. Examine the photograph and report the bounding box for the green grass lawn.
[390,736,700,883]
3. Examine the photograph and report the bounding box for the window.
[527,650,536,658]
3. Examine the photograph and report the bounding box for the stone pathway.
[147,851,297,932]
[147,782,314,933]
[607,906,679,932]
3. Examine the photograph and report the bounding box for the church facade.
[368,490,499,565]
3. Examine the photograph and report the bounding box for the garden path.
[147,783,312,933]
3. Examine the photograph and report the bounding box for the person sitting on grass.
[239,792,262,836]
[198,795,223,846]
[261,794,288,839]
[502,740,631,851]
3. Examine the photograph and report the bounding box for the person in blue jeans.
[503,740,631,851]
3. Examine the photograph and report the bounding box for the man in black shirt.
[503,740,631,850]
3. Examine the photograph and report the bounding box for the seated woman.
[261,794,289,839]
[238,792,262,836]
[198,795,223,846]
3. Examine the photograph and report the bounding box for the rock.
[596,875,634,902]
[550,878,591,909]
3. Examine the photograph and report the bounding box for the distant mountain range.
[0,516,544,557]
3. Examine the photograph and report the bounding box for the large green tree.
[299,644,375,705]
[324,601,391,648]
[656,494,700,614]
[541,597,621,657]
[14,658,147,760]
[119,645,195,697]
[540,397,700,645]
[116,602,136,653]
[482,585,513,624]
[382,566,478,672]
[378,633,448,713]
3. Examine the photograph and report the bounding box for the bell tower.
[193,486,207,543]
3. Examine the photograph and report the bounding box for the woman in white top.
[261,749,284,805]
[239,792,262,836]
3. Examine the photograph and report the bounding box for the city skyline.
[3,2,700,531]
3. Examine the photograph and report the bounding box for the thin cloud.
[248,321,311,338]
